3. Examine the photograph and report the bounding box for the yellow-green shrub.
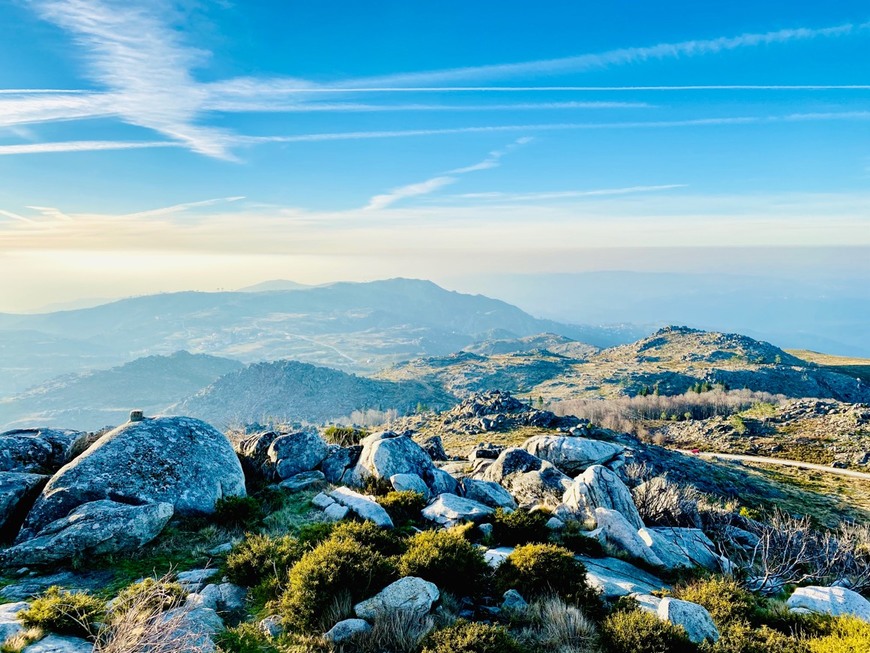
[377,491,427,526]
[225,533,303,594]
[110,577,186,615]
[398,528,490,597]
[806,616,870,653]
[329,519,408,556]
[279,538,397,631]
[19,586,106,638]
[600,608,697,653]
[422,620,525,653]
[491,508,550,546]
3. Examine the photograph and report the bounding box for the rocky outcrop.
[20,634,93,652]
[482,448,572,508]
[2,500,173,566]
[234,430,280,481]
[421,435,448,461]
[349,432,434,484]
[421,493,494,527]
[328,487,394,528]
[0,428,88,474]
[269,431,329,480]
[562,465,643,529]
[18,416,244,540]
[0,472,48,541]
[787,586,870,622]
[279,471,327,493]
[0,601,27,642]
[522,435,624,475]
[321,445,362,484]
[648,528,728,572]
[354,577,439,621]
[577,555,668,599]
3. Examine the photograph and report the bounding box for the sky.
[0,0,868,312]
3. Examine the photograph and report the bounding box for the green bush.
[672,576,759,626]
[110,577,186,615]
[377,491,427,526]
[422,620,525,653]
[214,622,282,653]
[225,533,303,592]
[295,521,335,548]
[806,616,870,653]
[322,425,368,447]
[491,508,550,546]
[213,495,264,529]
[398,528,490,598]
[279,538,397,631]
[362,475,395,497]
[330,519,408,556]
[708,621,808,653]
[557,521,606,557]
[494,543,603,619]
[600,608,697,653]
[19,586,106,638]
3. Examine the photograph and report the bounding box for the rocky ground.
[1,391,869,652]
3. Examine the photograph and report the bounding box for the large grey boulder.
[18,416,244,540]
[577,555,667,599]
[354,577,439,621]
[279,470,327,493]
[328,487,394,528]
[593,508,663,568]
[428,468,460,496]
[787,586,870,622]
[1,500,173,566]
[21,634,93,653]
[324,618,371,643]
[636,594,720,644]
[0,472,49,541]
[563,465,643,529]
[349,432,434,486]
[390,473,430,499]
[269,431,329,480]
[322,445,362,484]
[647,528,729,572]
[522,435,624,475]
[421,493,494,527]
[638,528,693,570]
[461,478,517,510]
[0,429,88,474]
[482,448,572,508]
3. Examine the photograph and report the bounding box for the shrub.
[422,620,525,653]
[322,425,368,446]
[806,615,870,653]
[672,576,759,626]
[363,475,395,497]
[225,533,303,592]
[214,622,282,653]
[377,491,427,526]
[398,528,490,598]
[491,508,550,546]
[600,608,697,653]
[295,521,335,548]
[19,586,106,638]
[279,538,397,631]
[557,521,606,557]
[110,577,186,616]
[213,495,264,529]
[494,544,603,619]
[330,519,408,556]
[708,620,808,653]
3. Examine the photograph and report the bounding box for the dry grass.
[94,574,211,653]
[788,349,870,384]
[361,610,436,653]
[0,628,43,653]
[512,596,599,653]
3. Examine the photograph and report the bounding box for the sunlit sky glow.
[0,1,868,311]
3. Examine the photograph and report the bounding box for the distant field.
[788,349,870,385]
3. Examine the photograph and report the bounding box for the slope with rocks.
[171,359,458,428]
[0,351,243,431]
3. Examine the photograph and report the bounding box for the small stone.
[324,618,372,643]
[259,615,283,638]
[279,470,327,492]
[324,503,350,522]
[501,589,528,612]
[312,492,335,509]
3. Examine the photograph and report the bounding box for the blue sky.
[0,1,868,311]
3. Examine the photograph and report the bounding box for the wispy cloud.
[364,137,533,210]
[456,184,688,201]
[0,140,178,155]
[0,209,38,224]
[120,196,246,218]
[5,4,867,159]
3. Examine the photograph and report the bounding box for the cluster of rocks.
[0,417,246,566]
[0,567,248,653]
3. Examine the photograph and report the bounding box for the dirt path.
[676,450,870,480]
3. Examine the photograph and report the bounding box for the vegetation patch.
[19,586,106,639]
[398,527,490,598]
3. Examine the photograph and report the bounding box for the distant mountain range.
[0,278,642,396]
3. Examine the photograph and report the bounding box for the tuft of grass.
[18,586,106,639]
